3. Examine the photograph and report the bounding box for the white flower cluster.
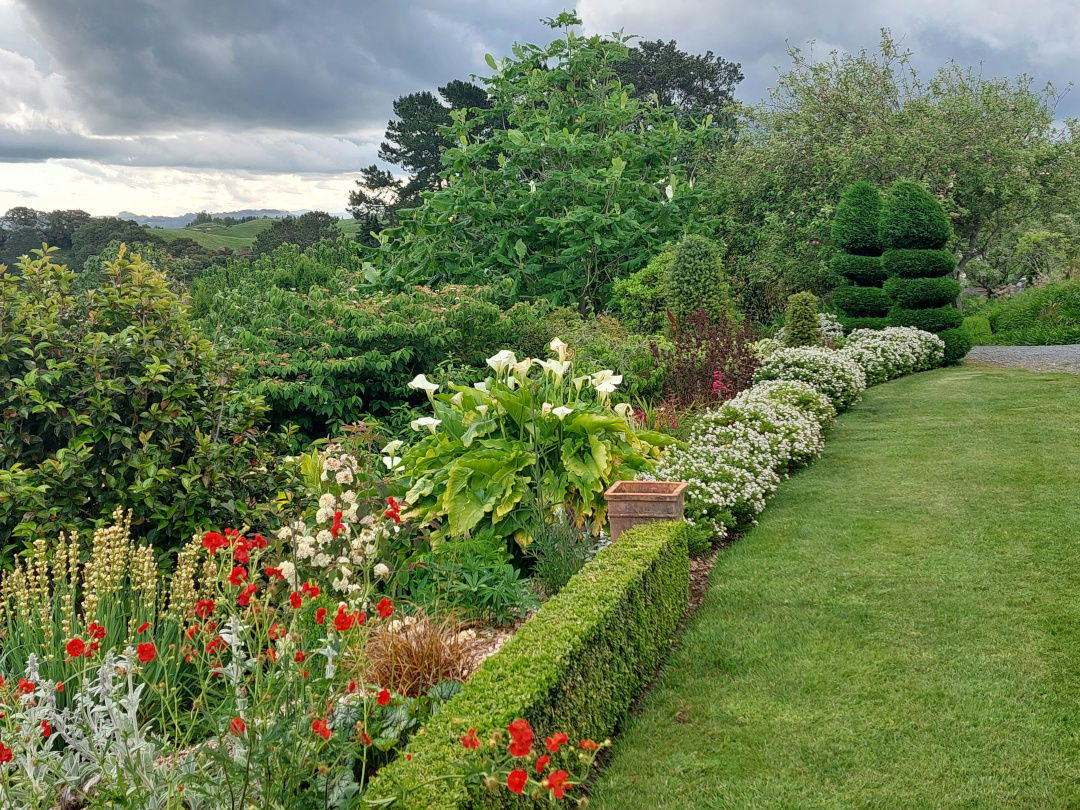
[754,347,867,411]
[839,327,945,385]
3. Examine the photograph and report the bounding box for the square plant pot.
[604,480,688,543]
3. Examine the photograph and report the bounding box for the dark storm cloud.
[14,0,566,134]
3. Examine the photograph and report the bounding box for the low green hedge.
[883,276,962,309]
[881,249,957,279]
[830,254,887,287]
[940,327,972,365]
[838,316,889,333]
[960,315,993,346]
[888,305,964,333]
[831,285,891,316]
[366,520,691,809]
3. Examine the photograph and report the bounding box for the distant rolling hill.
[121,209,296,228]
[147,217,361,251]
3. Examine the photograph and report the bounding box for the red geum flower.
[312,720,331,740]
[536,754,550,773]
[56,682,64,692]
[137,642,156,664]
[385,496,401,523]
[360,730,372,746]
[251,534,266,550]
[333,605,353,632]
[136,622,150,634]
[237,583,258,607]
[377,689,391,707]
[87,640,100,657]
[265,567,284,580]
[294,651,306,663]
[546,770,570,799]
[202,531,228,553]
[266,647,277,662]
[508,719,533,757]
[66,638,85,658]
[316,608,327,625]
[580,739,600,751]
[507,770,527,795]
[206,637,226,655]
[17,679,33,695]
[88,622,106,640]
[230,717,246,735]
[228,567,248,586]
[0,742,12,764]
[186,626,198,640]
[461,728,480,750]
[376,598,393,620]
[41,720,51,738]
[195,600,215,618]
[289,592,302,609]
[330,510,344,538]
[301,581,320,599]
[234,544,249,565]
[269,623,285,640]
[545,732,568,753]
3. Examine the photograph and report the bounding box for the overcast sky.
[2,0,1078,217]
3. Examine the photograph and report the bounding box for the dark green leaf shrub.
[830,253,887,286]
[879,180,952,251]
[666,234,733,325]
[783,291,821,346]
[888,305,964,333]
[960,315,993,346]
[610,250,673,334]
[837,315,890,333]
[881,248,957,279]
[883,276,962,309]
[367,520,690,810]
[0,246,291,551]
[939,327,973,365]
[830,285,891,316]
[831,181,884,256]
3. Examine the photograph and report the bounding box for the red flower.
[349,681,357,693]
[230,717,246,735]
[234,544,249,564]
[237,583,258,607]
[251,534,266,550]
[87,640,99,657]
[507,770,527,795]
[202,531,228,553]
[547,770,570,799]
[206,637,226,654]
[269,623,285,640]
[580,739,600,751]
[66,638,85,658]
[136,622,150,634]
[331,510,344,538]
[385,496,401,524]
[545,732,568,753]
[508,719,533,757]
[294,651,306,663]
[137,642,156,664]
[461,728,480,750]
[312,720,331,740]
[0,742,12,764]
[302,581,320,600]
[360,730,372,746]
[316,608,327,625]
[195,600,215,618]
[228,566,248,586]
[377,689,391,707]
[41,720,51,738]
[354,611,366,626]
[376,598,394,619]
[266,647,277,662]
[88,622,106,640]
[266,567,284,580]
[334,605,353,632]
[289,592,302,609]
[56,682,64,692]
[536,754,550,773]
[186,626,198,640]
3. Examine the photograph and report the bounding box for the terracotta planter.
[604,480,688,543]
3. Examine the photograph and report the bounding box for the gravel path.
[966,345,1080,373]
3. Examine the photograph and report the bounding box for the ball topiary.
[831,181,884,256]
[881,249,957,279]
[939,327,972,365]
[888,305,964,333]
[830,285,891,317]
[666,234,732,324]
[879,180,952,251]
[830,253,888,287]
[783,291,821,347]
[882,276,962,310]
[838,315,890,333]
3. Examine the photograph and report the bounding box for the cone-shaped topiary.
[832,181,885,256]
[783,291,821,347]
[879,181,952,251]
[666,234,732,324]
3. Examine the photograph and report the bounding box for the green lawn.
[591,367,1080,809]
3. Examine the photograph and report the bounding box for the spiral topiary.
[830,182,888,332]
[879,180,952,251]
[832,181,885,256]
[665,234,732,325]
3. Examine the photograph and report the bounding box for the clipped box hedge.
[366,521,691,810]
[881,248,957,279]
[888,304,964,333]
[883,276,962,309]
[830,253,887,287]
[831,284,891,316]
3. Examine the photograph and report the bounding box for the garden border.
[366,520,691,809]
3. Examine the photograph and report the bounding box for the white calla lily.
[476,404,489,416]
[534,358,571,380]
[486,350,517,374]
[572,375,590,392]
[549,337,568,361]
[451,391,464,406]
[410,416,442,434]
[407,373,440,393]
[552,406,574,420]
[541,402,553,416]
[512,358,533,377]
[614,402,634,418]
[381,439,403,456]
[474,380,488,392]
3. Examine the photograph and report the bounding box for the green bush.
[881,248,957,279]
[838,315,890,333]
[666,234,732,325]
[978,280,1080,344]
[830,285,891,316]
[960,315,993,346]
[888,305,964,333]
[611,250,673,334]
[0,246,291,551]
[831,181,884,256]
[830,253,887,287]
[883,276,962,309]
[879,180,953,251]
[366,520,690,810]
[783,291,821,347]
[940,327,973,365]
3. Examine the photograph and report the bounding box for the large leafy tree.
[366,13,717,311]
[251,211,342,256]
[709,32,1079,319]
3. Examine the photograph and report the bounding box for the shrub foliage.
[879,180,952,251]
[883,276,962,309]
[783,291,822,346]
[666,234,732,325]
[881,248,958,279]
[831,181,884,256]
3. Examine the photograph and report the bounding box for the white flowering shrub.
[737,379,836,430]
[753,347,867,411]
[839,327,945,385]
[713,389,826,470]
